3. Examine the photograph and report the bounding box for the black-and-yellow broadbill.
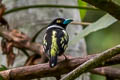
[43,18,73,68]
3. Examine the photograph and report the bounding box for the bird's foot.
[63,54,68,61]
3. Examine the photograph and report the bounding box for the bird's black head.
[48,18,73,29]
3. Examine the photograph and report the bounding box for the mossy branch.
[83,0,120,20]
[61,45,120,80]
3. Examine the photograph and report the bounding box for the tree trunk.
[3,0,89,80]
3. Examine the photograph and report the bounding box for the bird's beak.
[63,19,73,24]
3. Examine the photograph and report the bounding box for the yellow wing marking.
[62,30,68,41]
[60,37,64,44]
[60,30,68,48]
[64,45,68,50]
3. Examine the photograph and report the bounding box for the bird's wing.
[57,29,69,55]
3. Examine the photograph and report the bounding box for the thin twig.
[32,26,47,42]
[4,4,100,15]
[71,21,91,26]
[33,20,91,26]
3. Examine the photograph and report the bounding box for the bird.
[43,18,73,68]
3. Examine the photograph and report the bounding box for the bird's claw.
[63,54,68,61]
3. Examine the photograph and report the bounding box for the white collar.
[47,25,64,30]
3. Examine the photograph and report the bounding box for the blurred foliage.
[85,11,120,54]
[0,76,3,80]
[0,65,7,71]
[70,14,117,45]
[0,65,7,80]
[86,22,120,54]
[114,0,120,5]
[78,0,87,20]
[90,74,106,80]
[84,3,120,80]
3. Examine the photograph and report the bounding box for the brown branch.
[61,45,120,80]
[0,27,44,55]
[0,27,47,65]
[0,53,120,80]
[92,67,120,79]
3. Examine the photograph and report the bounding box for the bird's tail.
[49,54,57,68]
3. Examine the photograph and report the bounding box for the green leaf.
[0,65,8,71]
[0,75,3,80]
[91,74,106,80]
[114,0,120,6]
[0,65,7,80]
[78,0,87,20]
[70,14,117,45]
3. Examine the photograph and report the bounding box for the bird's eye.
[56,20,61,23]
